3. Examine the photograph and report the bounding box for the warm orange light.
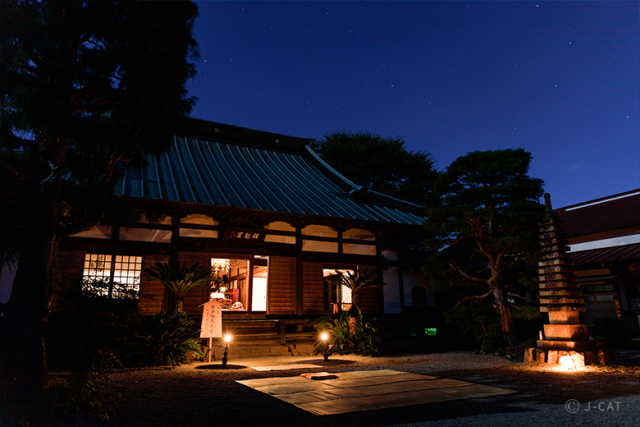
[320,332,328,342]
[559,355,575,370]
[224,334,232,343]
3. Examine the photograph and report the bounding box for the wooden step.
[205,344,293,360]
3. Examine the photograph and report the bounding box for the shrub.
[444,302,543,353]
[125,310,203,367]
[46,350,122,420]
[48,277,143,371]
[315,306,381,356]
[444,304,503,353]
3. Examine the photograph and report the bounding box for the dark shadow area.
[195,364,247,370]
[616,349,640,366]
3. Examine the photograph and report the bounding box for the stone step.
[536,339,598,352]
[543,324,589,341]
[540,297,585,305]
[541,306,586,312]
[540,289,583,297]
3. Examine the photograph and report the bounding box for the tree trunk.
[0,148,64,401]
[0,222,56,402]
[492,285,519,347]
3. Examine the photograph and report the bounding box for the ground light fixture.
[559,355,576,371]
[222,333,232,367]
[320,332,329,361]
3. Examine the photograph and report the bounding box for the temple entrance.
[211,256,268,312]
[252,259,268,311]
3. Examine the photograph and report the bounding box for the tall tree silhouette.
[0,0,199,398]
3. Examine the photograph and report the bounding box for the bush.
[444,304,503,353]
[48,277,143,371]
[314,306,381,356]
[444,302,543,353]
[46,350,122,420]
[125,310,203,367]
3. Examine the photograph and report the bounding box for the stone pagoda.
[524,194,616,367]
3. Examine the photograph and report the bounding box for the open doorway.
[251,256,268,312]
[210,256,268,312]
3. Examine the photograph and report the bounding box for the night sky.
[187,1,639,209]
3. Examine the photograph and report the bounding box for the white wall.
[0,261,17,304]
[382,267,401,313]
[403,271,435,306]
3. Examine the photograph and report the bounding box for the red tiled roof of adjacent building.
[555,189,640,238]
[570,243,640,265]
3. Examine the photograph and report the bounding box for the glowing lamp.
[210,292,224,300]
[320,332,329,361]
[559,355,575,371]
[222,333,232,367]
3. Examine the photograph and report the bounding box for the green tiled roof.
[116,119,425,226]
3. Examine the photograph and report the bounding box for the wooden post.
[208,337,212,363]
[279,320,286,345]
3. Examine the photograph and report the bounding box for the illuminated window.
[343,243,376,255]
[180,214,218,225]
[341,284,352,304]
[265,221,295,232]
[264,221,296,244]
[72,226,112,239]
[323,269,354,312]
[302,225,337,238]
[120,228,172,242]
[83,254,142,298]
[343,228,375,241]
[302,240,338,252]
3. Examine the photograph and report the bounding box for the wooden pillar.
[295,225,303,315]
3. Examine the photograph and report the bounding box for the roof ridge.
[559,188,640,212]
[179,117,313,153]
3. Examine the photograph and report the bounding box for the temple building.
[556,189,640,334]
[50,118,434,330]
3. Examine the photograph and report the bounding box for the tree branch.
[507,292,529,303]
[453,289,493,309]
[447,262,487,284]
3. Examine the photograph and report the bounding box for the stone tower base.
[524,347,618,368]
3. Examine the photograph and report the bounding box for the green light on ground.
[425,328,436,336]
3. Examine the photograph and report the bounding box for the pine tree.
[423,149,544,347]
[0,0,199,399]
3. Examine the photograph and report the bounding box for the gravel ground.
[41,350,640,427]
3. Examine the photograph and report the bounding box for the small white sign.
[200,301,222,338]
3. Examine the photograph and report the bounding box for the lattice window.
[83,254,142,298]
[341,284,352,304]
[582,283,618,324]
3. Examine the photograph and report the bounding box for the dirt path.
[45,351,640,427]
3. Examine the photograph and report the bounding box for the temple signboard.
[223,227,266,243]
[200,301,222,338]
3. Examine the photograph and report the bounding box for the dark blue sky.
[187,1,639,209]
